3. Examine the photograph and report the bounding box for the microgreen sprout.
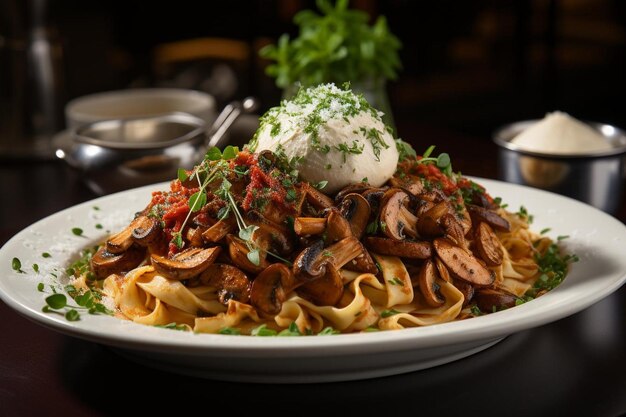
[417,145,453,176]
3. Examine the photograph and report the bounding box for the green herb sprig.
[39,283,112,321]
[395,138,416,162]
[175,146,293,267]
[260,0,402,89]
[516,206,534,224]
[154,322,189,331]
[11,257,25,273]
[169,146,239,249]
[418,145,453,177]
[527,239,579,296]
[380,309,400,318]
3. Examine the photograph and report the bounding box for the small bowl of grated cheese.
[493,112,626,214]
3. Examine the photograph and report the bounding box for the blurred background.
[1,0,626,152]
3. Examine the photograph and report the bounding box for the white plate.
[1,178,625,383]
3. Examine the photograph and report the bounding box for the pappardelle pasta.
[67,146,572,336]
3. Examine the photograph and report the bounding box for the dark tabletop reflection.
[55,287,626,417]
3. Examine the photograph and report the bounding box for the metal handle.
[205,96,259,150]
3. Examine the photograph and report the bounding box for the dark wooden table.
[1,123,625,417]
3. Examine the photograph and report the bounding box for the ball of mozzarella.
[252,84,399,194]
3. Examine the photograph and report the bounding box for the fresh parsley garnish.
[260,0,402,89]
[395,138,416,161]
[218,327,241,335]
[277,322,302,336]
[380,309,400,318]
[318,326,340,335]
[11,257,25,273]
[251,324,278,336]
[516,206,534,224]
[527,238,578,296]
[154,322,188,331]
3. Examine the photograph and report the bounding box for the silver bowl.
[56,112,206,195]
[493,119,626,214]
[55,98,260,195]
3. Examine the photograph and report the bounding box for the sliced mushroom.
[325,208,352,243]
[434,256,452,282]
[185,226,206,247]
[433,238,494,286]
[305,184,334,209]
[343,249,379,274]
[199,263,251,305]
[106,215,151,254]
[365,237,432,259]
[416,201,451,238]
[379,188,418,240]
[441,213,466,247]
[202,219,234,243]
[246,210,293,255]
[250,263,297,315]
[466,204,510,232]
[458,205,473,236]
[418,259,445,307]
[130,216,161,246]
[91,245,146,279]
[469,191,499,210]
[338,193,371,239]
[389,174,425,196]
[297,265,344,306]
[334,183,372,203]
[361,187,387,213]
[474,288,518,312]
[474,222,504,266]
[323,236,368,270]
[294,217,326,236]
[291,185,308,218]
[151,246,220,280]
[417,187,447,203]
[293,236,365,281]
[260,198,292,226]
[226,235,269,274]
[292,240,325,281]
[416,199,435,218]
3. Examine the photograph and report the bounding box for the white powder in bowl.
[511,111,613,154]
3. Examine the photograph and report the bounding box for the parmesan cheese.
[511,111,612,154]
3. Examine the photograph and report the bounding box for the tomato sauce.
[149,180,200,254]
[398,157,495,204]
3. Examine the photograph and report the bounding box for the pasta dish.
[66,84,573,335]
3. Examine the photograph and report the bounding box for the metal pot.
[56,112,204,195]
[493,120,626,214]
[55,97,258,195]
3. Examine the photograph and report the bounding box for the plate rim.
[1,177,625,357]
